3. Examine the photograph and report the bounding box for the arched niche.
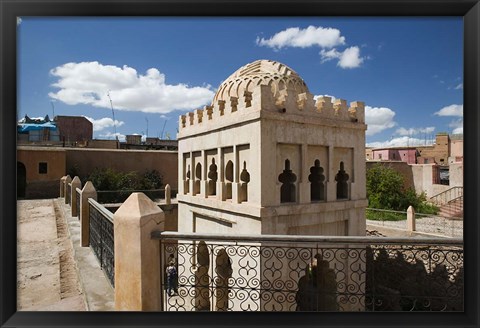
[193,163,202,196]
[239,161,250,203]
[208,158,218,196]
[335,161,349,200]
[309,159,325,201]
[278,159,297,203]
[224,160,233,200]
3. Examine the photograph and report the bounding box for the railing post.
[64,175,72,204]
[59,176,66,198]
[80,181,97,247]
[114,192,164,311]
[70,176,82,216]
[407,206,416,232]
[165,184,171,205]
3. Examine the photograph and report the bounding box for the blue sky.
[17,17,463,147]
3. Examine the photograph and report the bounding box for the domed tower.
[177,59,367,236]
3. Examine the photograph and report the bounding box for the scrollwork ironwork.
[158,238,463,312]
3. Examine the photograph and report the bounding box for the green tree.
[366,163,438,214]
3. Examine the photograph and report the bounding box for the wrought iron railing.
[88,198,115,287]
[153,232,463,312]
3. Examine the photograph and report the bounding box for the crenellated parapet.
[178,60,365,133]
[315,96,365,123]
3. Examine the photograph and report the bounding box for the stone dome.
[213,59,310,103]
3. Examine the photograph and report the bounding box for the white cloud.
[257,26,367,69]
[314,94,337,102]
[365,106,397,136]
[256,26,345,50]
[449,118,463,134]
[395,126,435,136]
[83,116,125,132]
[98,131,126,141]
[434,104,463,117]
[454,83,463,90]
[319,48,341,63]
[337,46,365,69]
[433,104,463,135]
[17,17,22,26]
[367,136,435,148]
[320,46,365,69]
[49,61,215,114]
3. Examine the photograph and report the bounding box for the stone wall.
[17,146,178,199]
[17,147,67,198]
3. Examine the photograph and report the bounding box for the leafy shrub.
[366,163,438,216]
[86,168,164,203]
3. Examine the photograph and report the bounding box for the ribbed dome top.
[213,60,310,102]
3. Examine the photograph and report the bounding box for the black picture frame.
[1,1,479,327]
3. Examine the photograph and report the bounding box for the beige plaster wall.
[17,147,66,198]
[449,162,463,187]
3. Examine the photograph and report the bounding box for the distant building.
[365,133,463,166]
[120,136,178,150]
[417,132,450,165]
[365,147,373,161]
[449,134,463,164]
[54,115,93,145]
[126,134,142,145]
[370,147,418,164]
[17,114,93,146]
[17,115,60,143]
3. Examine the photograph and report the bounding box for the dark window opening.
[39,162,48,174]
[279,159,297,203]
[208,159,218,196]
[335,161,349,200]
[309,159,325,201]
[239,161,250,202]
[193,163,202,195]
[225,161,234,200]
[185,165,190,194]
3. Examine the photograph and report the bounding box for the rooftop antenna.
[145,117,149,138]
[107,91,117,139]
[161,120,167,139]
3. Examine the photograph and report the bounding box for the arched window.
[184,164,190,194]
[208,158,218,196]
[278,159,297,203]
[193,163,202,196]
[239,161,250,202]
[309,159,325,201]
[224,160,234,200]
[335,161,349,199]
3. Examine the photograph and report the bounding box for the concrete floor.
[17,198,114,311]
